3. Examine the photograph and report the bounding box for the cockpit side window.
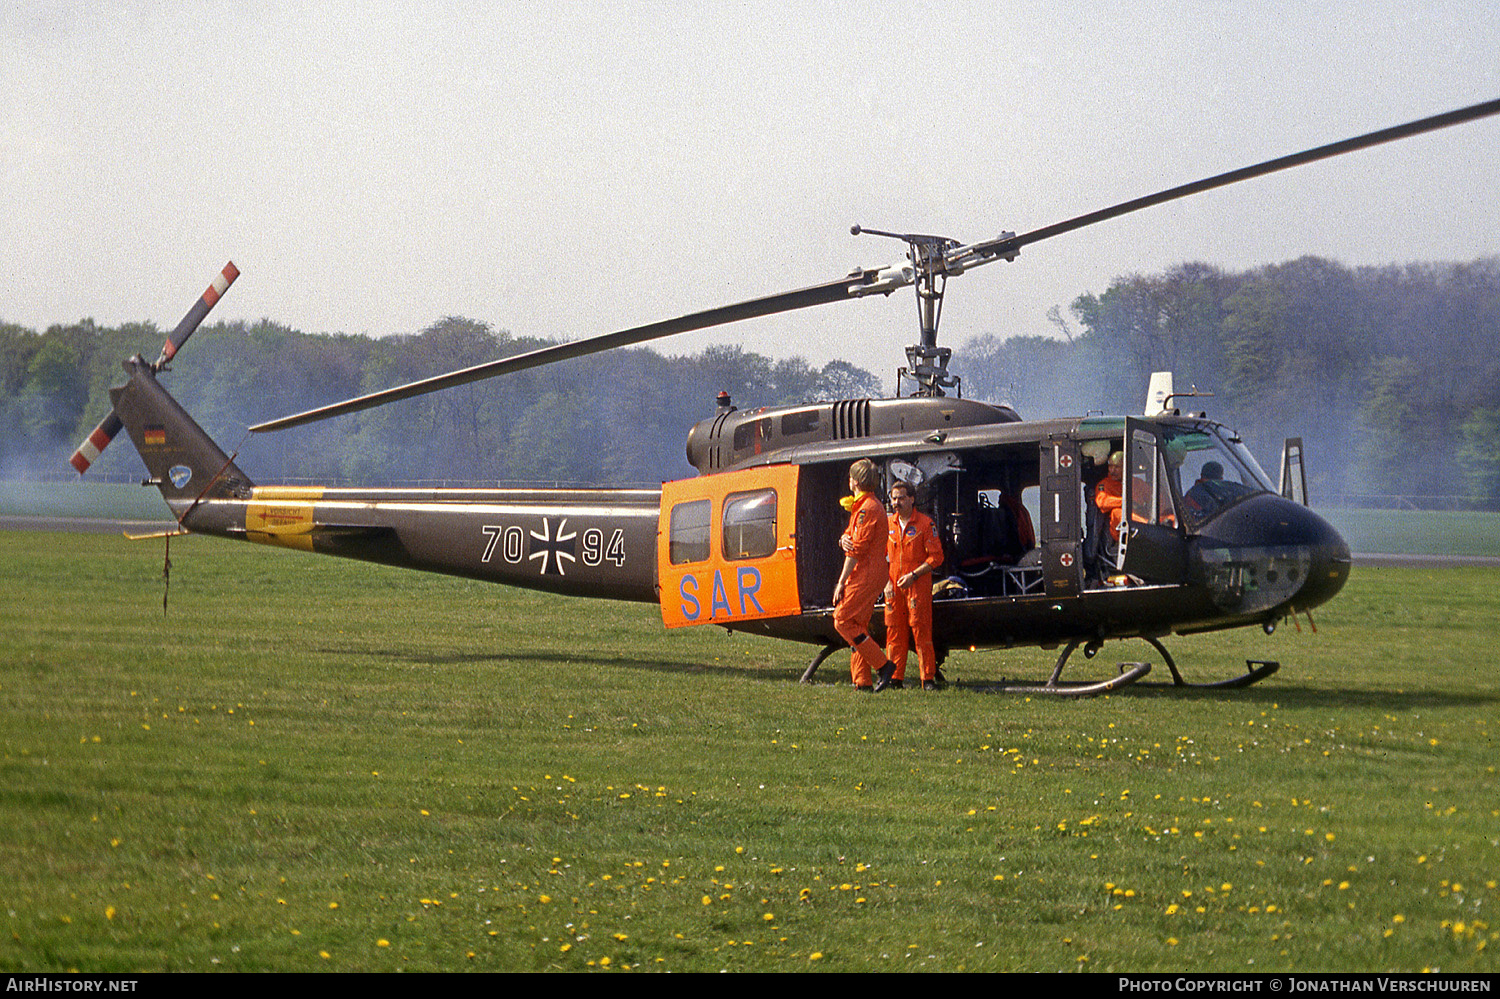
[1164,427,1271,529]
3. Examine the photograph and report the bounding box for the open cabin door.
[1121,418,1190,585]
[1280,437,1307,505]
[1038,437,1084,598]
[658,464,801,629]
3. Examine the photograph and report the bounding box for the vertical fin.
[109,358,252,505]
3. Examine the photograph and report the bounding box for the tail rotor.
[69,261,239,475]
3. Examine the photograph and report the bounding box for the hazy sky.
[4,1,1498,375]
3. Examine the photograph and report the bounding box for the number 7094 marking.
[480,524,626,567]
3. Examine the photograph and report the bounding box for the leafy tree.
[21,336,87,444]
[1456,407,1500,504]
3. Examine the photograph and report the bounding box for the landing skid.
[1097,636,1278,689]
[982,637,1280,698]
[799,642,842,684]
[800,636,1280,694]
[981,660,1152,698]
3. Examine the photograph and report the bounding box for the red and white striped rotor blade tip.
[156,261,239,366]
[69,410,124,475]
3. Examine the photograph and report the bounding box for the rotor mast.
[852,225,1017,397]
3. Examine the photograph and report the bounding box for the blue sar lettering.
[679,574,701,621]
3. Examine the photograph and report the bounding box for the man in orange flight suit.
[833,459,900,692]
[1096,450,1125,535]
[884,479,945,690]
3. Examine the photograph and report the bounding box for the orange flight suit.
[833,492,889,687]
[1096,474,1123,532]
[885,510,944,684]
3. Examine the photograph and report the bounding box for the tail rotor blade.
[70,410,124,475]
[155,261,239,367]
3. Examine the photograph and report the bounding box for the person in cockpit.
[1182,461,1253,522]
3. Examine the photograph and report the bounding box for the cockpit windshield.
[1161,425,1274,529]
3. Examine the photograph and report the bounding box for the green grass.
[1321,508,1500,557]
[1,531,1496,972]
[0,481,169,521]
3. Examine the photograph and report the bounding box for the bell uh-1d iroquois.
[79,98,1500,696]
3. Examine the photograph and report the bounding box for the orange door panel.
[658,464,801,628]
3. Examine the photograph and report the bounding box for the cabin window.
[722,489,777,560]
[780,409,819,436]
[669,499,711,564]
[732,417,773,453]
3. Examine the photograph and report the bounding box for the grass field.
[1,530,1497,973]
[0,481,169,521]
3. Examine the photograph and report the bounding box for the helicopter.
[75,97,1500,696]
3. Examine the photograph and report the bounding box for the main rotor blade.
[253,96,1500,433]
[251,270,901,432]
[964,96,1500,262]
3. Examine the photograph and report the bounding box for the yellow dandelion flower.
[377,939,390,948]
[809,952,823,961]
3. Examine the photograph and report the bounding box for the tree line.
[5,253,1498,503]
[0,315,881,486]
[958,255,1500,505]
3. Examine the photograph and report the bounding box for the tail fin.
[109,357,253,507]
